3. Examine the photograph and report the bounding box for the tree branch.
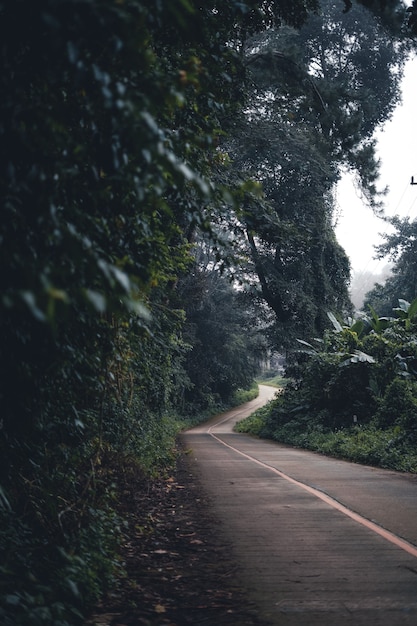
[245,50,327,113]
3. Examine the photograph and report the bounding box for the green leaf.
[0,485,11,511]
[350,319,365,336]
[20,291,46,322]
[123,298,151,321]
[295,338,317,354]
[84,289,106,313]
[67,578,81,599]
[341,350,376,366]
[407,296,417,321]
[352,350,376,364]
[397,299,410,312]
[112,266,131,292]
[327,311,343,332]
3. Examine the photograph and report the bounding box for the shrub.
[232,382,259,406]
[375,378,417,437]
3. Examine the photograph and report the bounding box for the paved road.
[181,385,417,625]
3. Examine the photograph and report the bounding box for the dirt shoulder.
[85,444,270,626]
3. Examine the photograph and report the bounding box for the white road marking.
[207,422,417,560]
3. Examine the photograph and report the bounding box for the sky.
[335,53,417,276]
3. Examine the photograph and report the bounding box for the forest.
[1,1,417,624]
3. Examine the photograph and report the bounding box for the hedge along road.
[181,384,417,625]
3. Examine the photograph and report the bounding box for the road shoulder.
[85,442,271,626]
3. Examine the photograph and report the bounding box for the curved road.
[181,385,417,625]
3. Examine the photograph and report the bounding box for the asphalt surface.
[181,385,417,625]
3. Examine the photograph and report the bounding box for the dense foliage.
[0,1,271,623]
[0,0,414,623]
[365,216,417,315]
[0,1,326,623]
[238,299,417,472]
[224,0,410,350]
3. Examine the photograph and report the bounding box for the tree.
[223,0,405,349]
[364,216,417,314]
[299,0,406,193]
[1,1,413,622]
[2,2,332,621]
[176,241,266,410]
[354,0,414,34]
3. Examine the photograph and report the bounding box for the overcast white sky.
[335,53,417,275]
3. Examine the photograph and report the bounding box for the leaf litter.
[85,443,271,626]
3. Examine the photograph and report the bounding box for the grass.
[236,407,417,474]
[234,404,270,436]
[305,426,417,473]
[256,372,287,388]
[180,381,260,430]
[231,381,259,405]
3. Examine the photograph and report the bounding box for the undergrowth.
[256,373,287,389]
[236,409,417,473]
[0,409,183,626]
[231,382,259,405]
[0,377,259,626]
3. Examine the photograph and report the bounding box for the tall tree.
[223,0,407,349]
[2,2,334,622]
[299,0,406,195]
[178,264,265,410]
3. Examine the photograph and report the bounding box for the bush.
[235,403,269,436]
[375,378,417,438]
[0,502,124,626]
[232,382,259,406]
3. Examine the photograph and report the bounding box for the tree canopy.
[364,216,417,315]
[0,1,414,623]
[221,0,408,350]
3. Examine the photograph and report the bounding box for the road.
[181,385,417,625]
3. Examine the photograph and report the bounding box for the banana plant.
[326,311,376,366]
[327,311,370,338]
[392,297,417,330]
[365,305,394,334]
[340,350,376,367]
